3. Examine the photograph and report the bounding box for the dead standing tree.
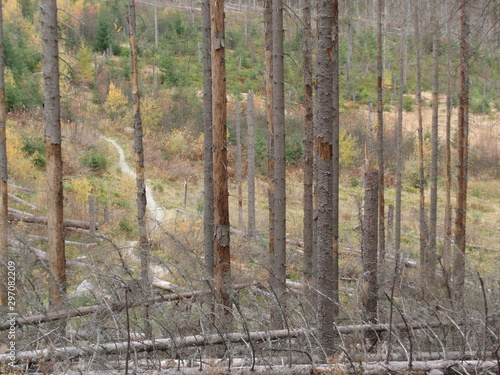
[41,0,67,319]
[0,0,7,309]
[315,0,337,358]
[211,0,232,321]
[127,0,152,338]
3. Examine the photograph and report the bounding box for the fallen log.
[8,193,38,210]
[8,208,98,230]
[0,283,256,331]
[9,246,90,269]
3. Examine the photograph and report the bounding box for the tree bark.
[264,0,276,322]
[271,0,286,329]
[331,0,340,318]
[414,1,428,287]
[376,0,386,288]
[202,0,214,283]
[41,0,66,313]
[0,0,7,309]
[362,152,379,350]
[127,0,152,339]
[453,0,470,307]
[315,0,336,358]
[211,0,231,320]
[394,0,409,278]
[443,0,453,283]
[429,4,440,285]
[301,0,314,286]
[236,99,244,228]
[247,91,256,236]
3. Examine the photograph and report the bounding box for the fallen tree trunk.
[0,283,256,331]
[9,246,89,269]
[8,208,97,230]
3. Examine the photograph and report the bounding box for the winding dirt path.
[102,136,165,224]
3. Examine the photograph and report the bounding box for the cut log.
[0,282,256,331]
[8,208,98,230]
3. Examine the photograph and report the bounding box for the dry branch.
[9,246,89,269]
[8,208,97,230]
[8,193,38,209]
[0,283,256,331]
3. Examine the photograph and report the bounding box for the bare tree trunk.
[236,99,244,228]
[41,0,66,314]
[376,0,386,288]
[443,0,453,282]
[362,150,379,350]
[264,0,276,317]
[331,0,340,318]
[127,0,151,339]
[272,0,286,329]
[211,0,231,320]
[247,91,256,236]
[316,0,336,358]
[414,2,428,286]
[0,0,7,309]
[394,0,409,277]
[453,0,470,307]
[429,5,440,285]
[302,0,314,286]
[202,0,214,284]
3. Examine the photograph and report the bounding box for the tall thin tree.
[271,0,286,328]
[211,0,231,318]
[128,0,151,338]
[316,0,336,358]
[247,91,256,236]
[41,0,66,312]
[443,0,453,282]
[264,0,276,312]
[394,0,409,276]
[453,0,470,306]
[302,0,314,286]
[202,0,214,283]
[376,0,386,285]
[331,0,340,318]
[429,5,440,285]
[0,0,7,310]
[414,1,428,285]
[236,100,244,228]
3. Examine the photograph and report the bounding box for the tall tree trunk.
[376,0,386,287]
[331,0,340,318]
[414,1,428,287]
[202,0,214,284]
[0,0,7,309]
[394,0,409,277]
[211,0,231,320]
[272,0,286,329]
[41,0,66,313]
[302,0,314,286]
[236,100,243,228]
[264,0,276,315]
[453,0,470,307]
[247,91,256,236]
[128,0,152,339]
[429,5,440,285]
[443,0,453,283]
[316,0,336,358]
[362,150,379,350]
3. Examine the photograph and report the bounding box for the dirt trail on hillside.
[102,136,165,224]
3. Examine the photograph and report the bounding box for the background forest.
[0,0,499,373]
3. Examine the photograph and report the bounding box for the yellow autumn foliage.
[104,82,128,120]
[70,175,93,203]
[5,126,40,182]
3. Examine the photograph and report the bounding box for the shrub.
[21,137,46,168]
[82,147,108,173]
[403,96,415,112]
